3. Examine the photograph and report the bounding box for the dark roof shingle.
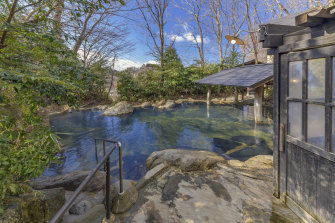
[195,63,273,88]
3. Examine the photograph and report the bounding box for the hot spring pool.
[44,103,273,180]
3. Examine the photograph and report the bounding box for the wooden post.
[207,86,211,106]
[254,85,264,124]
[206,105,210,118]
[234,87,238,103]
[241,89,244,101]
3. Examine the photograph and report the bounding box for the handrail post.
[106,156,111,219]
[103,140,106,156]
[103,140,106,171]
[118,142,123,193]
[94,139,98,163]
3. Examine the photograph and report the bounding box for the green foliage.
[0,0,114,212]
[117,50,242,102]
[117,64,222,101]
[0,87,61,199]
[264,85,274,101]
[163,47,183,70]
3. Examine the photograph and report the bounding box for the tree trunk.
[244,0,259,64]
[53,0,64,37]
[159,2,165,68]
[73,12,93,54]
[195,12,204,67]
[0,0,19,48]
[107,56,116,98]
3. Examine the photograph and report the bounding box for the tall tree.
[208,0,225,65]
[0,0,57,48]
[180,0,206,67]
[137,0,169,68]
[163,46,183,69]
[244,0,260,64]
[58,0,131,65]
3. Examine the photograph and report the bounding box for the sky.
[111,0,320,71]
[112,0,221,71]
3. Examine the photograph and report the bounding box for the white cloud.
[183,32,194,42]
[114,59,142,71]
[112,59,160,71]
[145,60,159,65]
[169,32,211,45]
[169,34,184,42]
[180,32,210,44]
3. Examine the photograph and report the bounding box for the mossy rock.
[1,188,65,223]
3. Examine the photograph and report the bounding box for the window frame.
[286,50,333,154]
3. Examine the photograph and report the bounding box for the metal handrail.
[50,140,123,223]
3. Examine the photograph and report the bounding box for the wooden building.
[260,7,335,223]
[195,63,273,123]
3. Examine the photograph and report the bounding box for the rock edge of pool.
[3,148,302,223]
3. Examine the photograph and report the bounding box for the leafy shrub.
[0,18,109,213]
[0,86,61,213]
[116,47,244,102]
[117,62,224,102]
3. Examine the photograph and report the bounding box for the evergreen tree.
[162,46,183,70]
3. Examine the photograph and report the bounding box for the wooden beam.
[264,24,306,35]
[259,24,305,48]
[278,34,335,54]
[273,49,280,198]
[295,7,335,27]
[267,48,277,55]
[207,85,211,106]
[254,85,264,124]
[262,34,283,48]
[286,196,319,223]
[295,13,324,27]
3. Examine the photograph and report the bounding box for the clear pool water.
[44,103,273,181]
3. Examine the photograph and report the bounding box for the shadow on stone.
[229,146,272,162]
[231,136,266,146]
[213,138,242,152]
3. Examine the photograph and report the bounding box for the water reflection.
[44,103,273,180]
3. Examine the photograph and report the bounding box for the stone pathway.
[114,152,301,223]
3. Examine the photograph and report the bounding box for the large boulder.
[152,100,165,108]
[146,149,226,172]
[227,155,273,170]
[30,171,105,192]
[63,190,106,222]
[141,102,151,108]
[66,190,105,215]
[110,180,138,214]
[110,180,136,199]
[174,99,185,104]
[158,100,175,109]
[62,204,107,223]
[95,105,108,110]
[69,200,93,215]
[244,155,273,169]
[103,102,134,116]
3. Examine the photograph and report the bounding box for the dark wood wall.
[286,142,335,222]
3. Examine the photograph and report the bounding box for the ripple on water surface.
[44,103,273,180]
